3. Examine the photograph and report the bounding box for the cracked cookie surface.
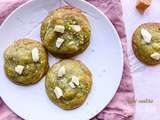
[45,59,92,110]
[4,39,49,85]
[41,6,91,58]
[132,23,160,65]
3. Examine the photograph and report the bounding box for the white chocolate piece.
[15,65,24,75]
[71,25,81,32]
[32,47,39,62]
[69,82,76,88]
[58,66,66,77]
[71,76,79,86]
[54,25,65,33]
[150,52,160,60]
[54,87,63,99]
[56,38,64,48]
[141,28,152,43]
[68,41,74,45]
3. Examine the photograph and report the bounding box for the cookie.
[4,39,49,85]
[45,59,92,110]
[40,6,91,58]
[132,23,160,65]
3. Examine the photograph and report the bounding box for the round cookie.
[40,6,91,58]
[132,23,160,65]
[45,59,92,110]
[4,39,49,85]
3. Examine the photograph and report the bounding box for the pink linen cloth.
[0,0,135,120]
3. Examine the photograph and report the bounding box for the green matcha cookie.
[45,59,92,110]
[40,6,91,58]
[132,23,160,65]
[4,39,49,85]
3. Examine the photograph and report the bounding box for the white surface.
[0,0,123,120]
[121,0,160,120]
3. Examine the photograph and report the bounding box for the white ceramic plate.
[0,0,123,120]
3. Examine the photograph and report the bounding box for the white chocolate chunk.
[32,47,39,62]
[58,66,66,77]
[54,87,63,99]
[15,65,24,75]
[150,52,160,60]
[54,25,65,33]
[56,38,64,48]
[141,28,152,43]
[68,41,74,45]
[71,76,79,86]
[69,82,76,88]
[71,25,81,32]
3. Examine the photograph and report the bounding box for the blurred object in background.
[136,0,152,13]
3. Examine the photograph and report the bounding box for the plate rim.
[0,0,124,119]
